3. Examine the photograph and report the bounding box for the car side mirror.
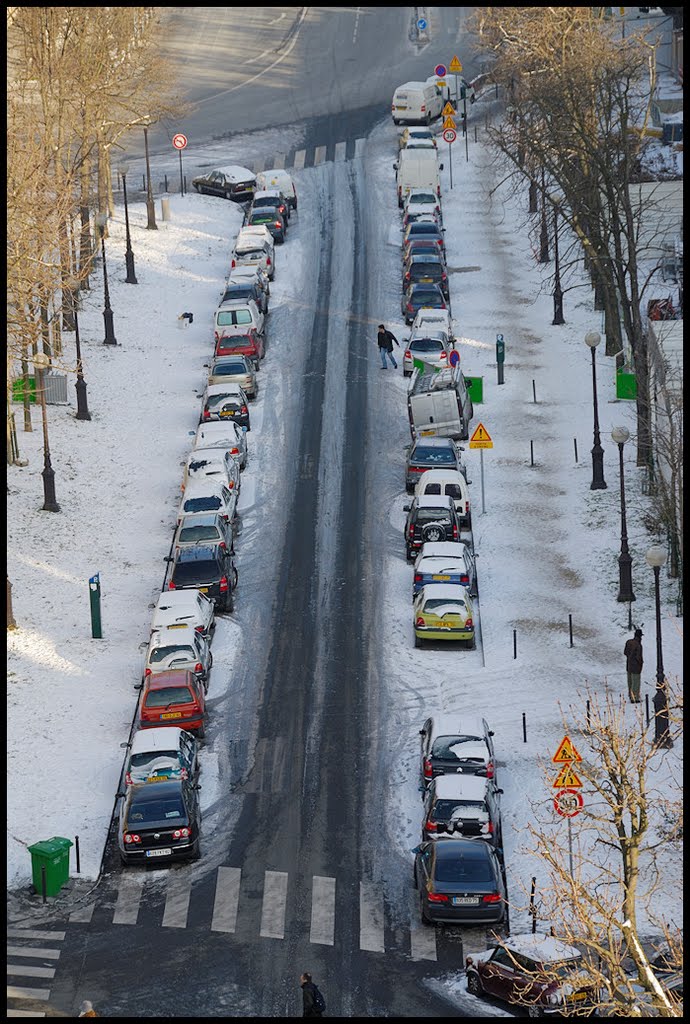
[496,788,504,795]
[439,163,444,170]
[466,479,473,485]
[419,729,426,736]
[164,556,172,562]
[116,791,126,799]
[133,683,143,691]
[403,504,411,512]
[488,729,494,735]
[120,741,131,749]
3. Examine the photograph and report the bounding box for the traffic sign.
[436,79,447,89]
[469,423,493,449]
[442,128,457,144]
[554,788,583,818]
[552,735,582,763]
[417,17,427,30]
[434,64,447,78]
[172,133,188,150]
[449,55,463,73]
[449,350,460,367]
[442,115,456,131]
[553,763,583,789]
[442,102,455,116]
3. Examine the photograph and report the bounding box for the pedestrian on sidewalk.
[300,972,326,1017]
[377,324,399,369]
[624,628,643,703]
[78,1001,99,1017]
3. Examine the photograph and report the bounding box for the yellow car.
[413,583,474,649]
[398,126,438,151]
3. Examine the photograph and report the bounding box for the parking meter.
[89,573,102,638]
[496,334,506,384]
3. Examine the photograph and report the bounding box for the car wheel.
[196,723,206,740]
[208,653,214,670]
[404,370,412,378]
[467,636,476,650]
[224,592,234,613]
[405,482,414,494]
[194,184,202,194]
[406,546,414,561]
[466,971,483,997]
[190,838,201,861]
[232,567,239,589]
[414,634,423,649]
[420,894,433,926]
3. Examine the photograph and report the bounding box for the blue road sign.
[449,349,460,367]
[434,64,447,78]
[417,18,427,30]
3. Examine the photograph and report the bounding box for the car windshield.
[424,598,463,612]
[434,799,485,818]
[409,224,440,236]
[550,960,584,980]
[178,524,220,543]
[128,797,186,823]
[217,310,252,326]
[251,212,278,223]
[413,447,455,464]
[217,336,252,350]
[183,495,222,513]
[413,263,443,276]
[432,735,483,757]
[212,361,248,375]
[144,686,194,708]
[435,849,493,882]
[172,559,220,585]
[413,291,444,305]
[222,286,253,302]
[415,508,451,523]
[235,248,266,259]
[206,394,241,411]
[149,644,196,664]
[411,339,444,353]
[130,751,179,768]
[409,192,436,204]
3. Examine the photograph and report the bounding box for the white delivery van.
[391,81,443,125]
[394,149,443,208]
[255,169,297,210]
[407,365,474,441]
[425,74,476,109]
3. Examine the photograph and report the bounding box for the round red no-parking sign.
[172,133,188,150]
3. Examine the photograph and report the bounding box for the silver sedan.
[206,354,258,399]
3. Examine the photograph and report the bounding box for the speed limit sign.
[554,788,583,818]
[443,128,457,144]
[172,133,188,150]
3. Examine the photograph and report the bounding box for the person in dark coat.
[624,628,643,703]
[300,972,324,1018]
[377,324,399,369]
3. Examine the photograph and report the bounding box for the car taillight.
[194,624,204,634]
[202,410,210,420]
[219,541,226,550]
[404,272,410,281]
[231,258,236,268]
[275,221,281,228]
[228,480,235,490]
[173,827,191,839]
[423,757,433,779]
[266,256,271,266]
[125,771,132,785]
[416,616,425,627]
[482,893,502,903]
[181,767,188,780]
[486,821,494,834]
[460,574,468,584]
[466,617,473,628]
[214,331,219,341]
[219,576,228,592]
[145,668,152,677]
[405,350,412,359]
[486,762,495,779]
[124,833,141,845]
[424,820,437,832]
[435,205,440,214]
[407,302,414,311]
[441,272,447,280]
[452,524,458,539]
[437,186,441,196]
[428,892,448,903]
[440,352,447,359]
[414,573,422,582]
[436,239,443,247]
[230,447,239,455]
[421,104,426,112]
[241,405,248,414]
[194,662,203,674]
[168,580,176,590]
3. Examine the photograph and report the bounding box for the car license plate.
[420,276,432,282]
[432,574,451,581]
[453,897,479,906]
[147,774,170,782]
[420,429,435,436]
[220,410,235,418]
[161,712,180,720]
[167,623,186,628]
[438,620,456,628]
[199,587,209,594]
[146,848,172,858]
[395,105,406,110]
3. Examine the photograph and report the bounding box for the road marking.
[260,870,288,938]
[313,145,327,166]
[273,152,286,170]
[334,141,347,163]
[271,736,287,794]
[293,149,306,171]
[359,881,385,952]
[8,1011,46,1017]
[354,137,366,159]
[69,903,95,924]
[6,986,51,1001]
[211,866,241,933]
[112,872,145,926]
[353,7,361,44]
[6,931,65,941]
[409,890,437,961]
[462,925,488,955]
[310,876,336,946]
[162,876,192,928]
[6,948,61,960]
[6,965,56,979]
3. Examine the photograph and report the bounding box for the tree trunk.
[7,576,17,630]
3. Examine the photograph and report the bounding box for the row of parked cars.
[114,171,299,867]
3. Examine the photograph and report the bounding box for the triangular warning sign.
[470,423,492,443]
[449,55,463,73]
[552,735,582,763]
[442,115,456,131]
[442,102,455,117]
[553,764,583,788]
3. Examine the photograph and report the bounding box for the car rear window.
[144,686,194,708]
[413,447,456,464]
[409,193,436,204]
[149,644,196,664]
[434,799,485,818]
[409,224,440,235]
[235,248,266,259]
[424,597,463,612]
[212,361,248,375]
[222,286,253,302]
[411,339,444,353]
[128,797,186,823]
[432,735,484,758]
[178,524,220,544]
[172,559,220,585]
[435,848,494,882]
[183,495,222,513]
[206,394,241,412]
[445,484,463,499]
[130,751,178,768]
[413,290,444,304]
[217,310,252,326]
[217,336,253,351]
[413,263,443,275]
[415,507,452,523]
[250,213,277,223]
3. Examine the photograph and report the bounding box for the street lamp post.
[95,212,118,346]
[118,163,138,284]
[552,204,565,325]
[143,123,158,230]
[585,331,607,489]
[33,351,60,512]
[66,278,91,421]
[612,426,634,602]
[539,166,549,263]
[646,545,673,749]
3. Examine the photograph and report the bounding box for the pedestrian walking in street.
[624,628,644,703]
[300,971,326,1017]
[377,323,399,369]
[78,1001,99,1017]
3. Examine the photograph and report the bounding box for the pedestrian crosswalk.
[6,927,66,1017]
[67,865,492,962]
[249,137,368,175]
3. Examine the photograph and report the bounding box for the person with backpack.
[300,972,326,1017]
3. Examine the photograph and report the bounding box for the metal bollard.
[513,629,517,659]
[161,197,171,221]
[41,863,47,904]
[75,835,81,874]
[530,441,534,467]
[522,712,527,742]
[568,613,574,648]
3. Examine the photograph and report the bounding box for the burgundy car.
[214,329,264,366]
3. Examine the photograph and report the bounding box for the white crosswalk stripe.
[6,927,65,1017]
[272,152,286,170]
[408,890,438,961]
[334,141,347,163]
[162,875,192,929]
[260,870,288,938]
[112,872,145,925]
[293,149,307,170]
[8,1010,47,1017]
[6,966,55,979]
[359,881,385,953]
[313,145,327,166]
[69,902,95,923]
[211,866,241,933]
[310,875,336,946]
[354,137,366,158]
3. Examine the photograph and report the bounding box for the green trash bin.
[28,836,73,897]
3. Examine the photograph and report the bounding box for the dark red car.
[139,669,207,738]
[214,329,264,367]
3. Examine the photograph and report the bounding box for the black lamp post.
[646,545,672,749]
[612,426,634,602]
[33,352,60,512]
[96,213,118,346]
[66,277,91,421]
[552,204,565,325]
[143,123,158,230]
[119,163,138,284]
[585,331,607,489]
[539,166,549,263]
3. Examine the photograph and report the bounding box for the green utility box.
[616,369,638,401]
[28,836,72,897]
[12,377,37,403]
[465,375,484,404]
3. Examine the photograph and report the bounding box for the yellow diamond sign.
[442,102,455,117]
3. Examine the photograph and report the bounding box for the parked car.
[200,383,251,430]
[401,238,444,263]
[412,582,475,648]
[251,188,291,223]
[402,283,448,324]
[118,778,201,865]
[213,298,264,340]
[422,774,503,846]
[150,590,215,640]
[403,329,453,378]
[402,220,446,258]
[404,189,442,210]
[255,168,297,209]
[174,512,234,554]
[230,239,274,280]
[192,165,255,201]
[182,447,240,495]
[138,668,207,736]
[213,330,264,371]
[419,714,497,788]
[245,206,287,243]
[413,540,476,598]
[403,202,443,230]
[177,478,238,526]
[236,224,275,250]
[144,623,212,689]
[414,470,471,528]
[405,436,466,492]
[402,255,449,299]
[192,421,248,471]
[167,543,238,613]
[414,838,506,925]
[411,307,455,342]
[219,277,268,315]
[398,126,438,150]
[123,727,199,786]
[403,494,461,557]
[466,935,601,1017]
[226,264,270,306]
[206,355,258,398]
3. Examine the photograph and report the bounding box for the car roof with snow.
[427,714,489,739]
[415,494,455,508]
[419,583,469,600]
[432,774,489,800]
[129,727,188,755]
[195,422,242,444]
[417,542,470,560]
[496,933,582,963]
[214,164,255,180]
[417,469,466,483]
[205,383,245,398]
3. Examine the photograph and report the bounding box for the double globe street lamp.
[33,351,60,512]
[645,545,673,749]
[585,331,607,489]
[611,426,635,603]
[118,162,138,285]
[95,212,118,346]
[66,277,91,421]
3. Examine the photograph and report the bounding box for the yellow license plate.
[220,410,235,418]
[167,623,186,628]
[199,587,209,594]
[432,574,451,580]
[161,712,180,720]
[438,620,457,628]
[420,277,433,282]
[396,105,407,110]
[420,429,435,436]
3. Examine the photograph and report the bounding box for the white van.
[392,81,443,125]
[414,469,471,528]
[394,149,443,208]
[255,169,297,210]
[425,74,476,109]
[407,365,474,441]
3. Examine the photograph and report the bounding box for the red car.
[139,669,207,738]
[214,329,264,367]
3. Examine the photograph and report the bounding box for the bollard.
[41,863,47,904]
[496,334,505,385]
[164,174,169,193]
[645,693,650,725]
[530,440,534,467]
[574,438,578,464]
[161,197,171,222]
[532,379,537,403]
[89,574,102,639]
[474,125,478,143]
[586,699,591,731]
[513,629,517,659]
[522,712,527,742]
[568,613,574,648]
[75,835,81,874]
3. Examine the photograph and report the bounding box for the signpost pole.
[448,141,453,190]
[179,150,184,196]
[567,817,574,878]
[480,449,485,514]
[464,95,469,161]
